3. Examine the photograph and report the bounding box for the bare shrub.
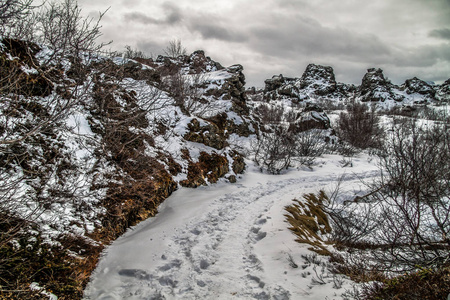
[371,119,450,267]
[352,266,450,300]
[418,105,450,123]
[252,103,330,173]
[252,126,295,174]
[0,0,35,38]
[254,103,284,124]
[122,45,152,60]
[162,71,222,117]
[294,129,325,167]
[326,119,450,287]
[35,0,109,59]
[315,98,346,112]
[0,1,110,291]
[336,100,384,149]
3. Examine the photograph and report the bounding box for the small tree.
[163,39,187,58]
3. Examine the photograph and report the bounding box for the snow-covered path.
[84,155,380,300]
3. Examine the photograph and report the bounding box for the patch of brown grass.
[284,190,332,255]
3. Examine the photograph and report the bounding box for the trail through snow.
[84,155,380,300]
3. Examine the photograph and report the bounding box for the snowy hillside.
[0,37,256,299]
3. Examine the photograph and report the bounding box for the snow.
[30,282,58,300]
[66,113,94,136]
[84,155,380,300]
[227,111,245,125]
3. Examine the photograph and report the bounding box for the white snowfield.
[84,155,380,300]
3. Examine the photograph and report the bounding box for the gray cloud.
[429,28,450,40]
[389,43,450,67]
[123,2,182,25]
[247,16,391,64]
[136,40,165,56]
[187,15,248,42]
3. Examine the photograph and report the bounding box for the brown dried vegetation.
[285,191,332,255]
[180,151,229,188]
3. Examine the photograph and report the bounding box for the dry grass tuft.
[284,190,332,255]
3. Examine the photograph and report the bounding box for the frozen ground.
[84,155,380,300]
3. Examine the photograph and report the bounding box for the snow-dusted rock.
[299,63,337,96]
[403,77,436,98]
[359,68,404,102]
[258,64,354,103]
[437,79,450,102]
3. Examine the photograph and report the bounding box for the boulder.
[184,118,228,150]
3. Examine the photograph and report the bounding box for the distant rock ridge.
[257,64,449,107]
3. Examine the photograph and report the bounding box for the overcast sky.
[79,0,450,87]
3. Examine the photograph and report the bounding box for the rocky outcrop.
[230,150,246,174]
[299,64,337,96]
[204,64,249,115]
[259,64,353,102]
[183,113,253,150]
[184,118,228,150]
[264,74,287,92]
[403,77,436,97]
[359,68,404,102]
[257,65,448,108]
[358,68,446,105]
[291,110,331,132]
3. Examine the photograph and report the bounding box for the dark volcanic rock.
[294,111,331,132]
[184,118,228,150]
[359,68,404,102]
[436,79,450,102]
[299,64,337,95]
[264,74,286,92]
[403,77,435,97]
[180,152,229,188]
[259,64,353,102]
